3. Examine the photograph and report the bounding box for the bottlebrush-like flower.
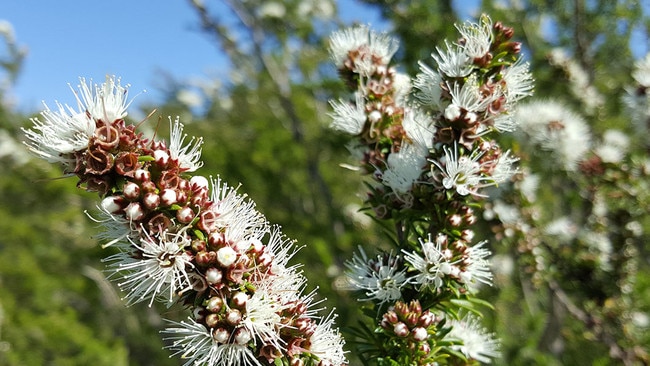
[329,92,367,135]
[308,311,347,366]
[329,24,399,75]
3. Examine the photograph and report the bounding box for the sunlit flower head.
[447,313,500,364]
[163,318,263,366]
[22,100,95,165]
[501,58,534,105]
[106,229,194,307]
[169,116,203,172]
[345,247,407,305]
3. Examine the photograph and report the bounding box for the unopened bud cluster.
[380,300,439,364]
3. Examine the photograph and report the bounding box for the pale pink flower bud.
[160,189,177,206]
[176,206,194,223]
[216,246,238,267]
[444,104,461,121]
[231,291,248,308]
[134,169,150,181]
[461,229,475,242]
[368,110,382,123]
[206,296,224,313]
[153,150,169,166]
[225,309,242,325]
[143,192,160,209]
[124,202,144,221]
[190,175,209,190]
[448,214,462,227]
[419,311,435,327]
[234,328,252,345]
[205,267,223,284]
[212,328,229,343]
[412,327,428,341]
[123,181,140,200]
[393,322,409,337]
[101,196,122,213]
[205,313,220,328]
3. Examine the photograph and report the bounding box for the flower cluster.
[23,76,346,366]
[328,15,533,364]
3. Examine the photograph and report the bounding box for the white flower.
[432,145,483,196]
[22,100,95,165]
[461,241,493,288]
[447,313,500,364]
[392,72,412,105]
[413,61,444,110]
[74,75,133,124]
[632,52,650,87]
[309,311,347,366]
[106,229,194,307]
[403,235,451,290]
[329,25,399,75]
[242,280,287,350]
[448,76,495,114]
[345,247,407,305]
[501,58,534,105]
[432,40,473,78]
[169,116,203,172]
[329,92,366,135]
[455,17,493,58]
[595,129,629,163]
[491,150,518,184]
[382,142,428,195]
[544,216,578,243]
[163,318,263,366]
[205,177,267,243]
[516,100,591,171]
[402,107,436,149]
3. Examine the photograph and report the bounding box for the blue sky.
[0,1,391,113]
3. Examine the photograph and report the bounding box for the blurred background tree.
[2,0,650,365]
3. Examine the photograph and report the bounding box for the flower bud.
[153,149,169,166]
[448,214,462,227]
[101,196,123,213]
[206,296,224,313]
[190,175,209,190]
[205,313,220,328]
[231,291,248,308]
[205,267,223,284]
[191,239,206,252]
[161,189,177,206]
[412,327,428,341]
[419,310,435,327]
[143,192,161,210]
[225,309,242,325]
[444,104,461,121]
[216,246,238,267]
[234,328,252,345]
[212,327,229,343]
[176,206,194,223]
[134,169,150,181]
[123,181,140,200]
[124,202,144,221]
[393,322,409,337]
